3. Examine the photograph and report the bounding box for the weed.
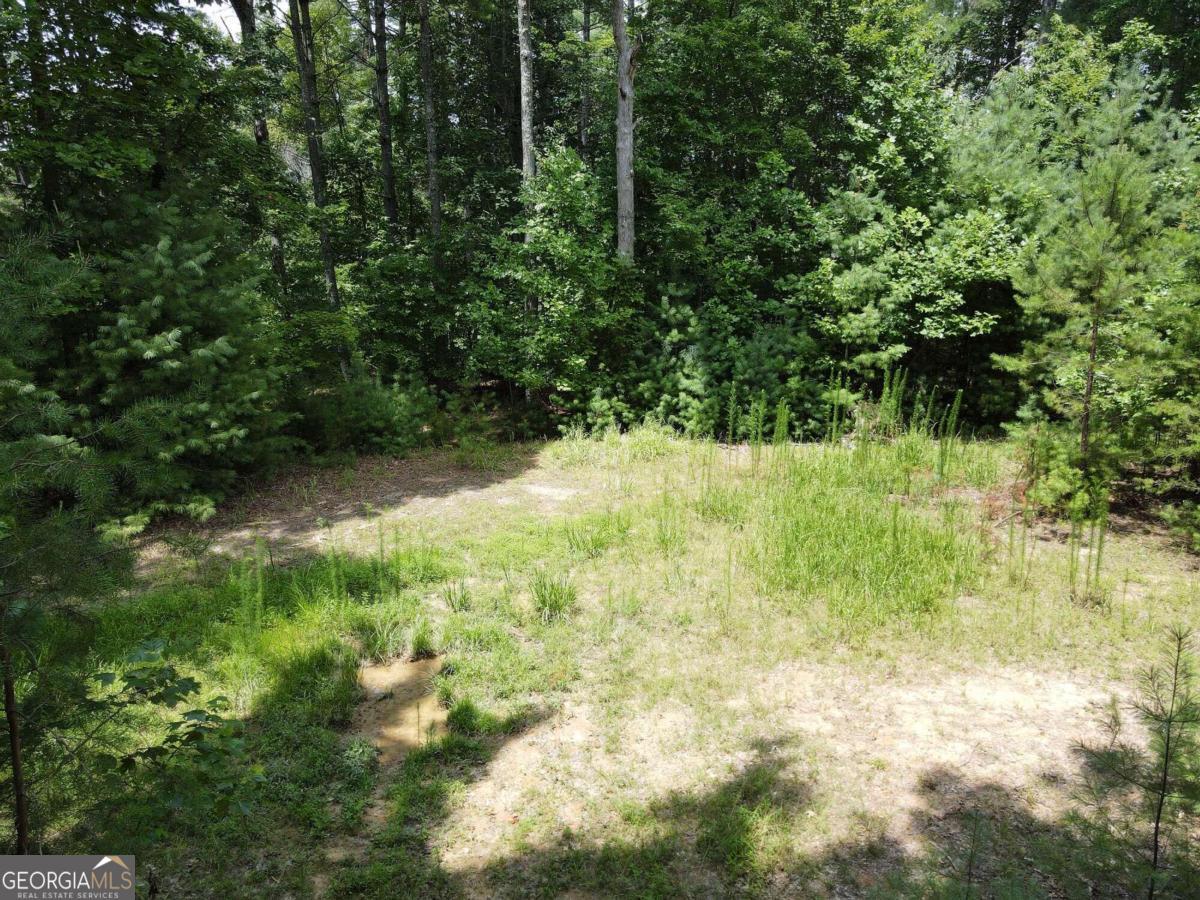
[547,424,596,468]
[694,481,748,526]
[748,440,982,627]
[441,580,472,612]
[564,507,631,558]
[409,616,437,659]
[531,571,577,624]
[340,737,379,783]
[453,436,518,472]
[653,491,686,557]
[354,597,417,660]
[623,420,678,462]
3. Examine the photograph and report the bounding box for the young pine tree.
[0,234,132,852]
[996,64,1198,505]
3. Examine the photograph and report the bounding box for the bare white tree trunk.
[517,0,536,186]
[612,0,637,262]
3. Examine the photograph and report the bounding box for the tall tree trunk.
[286,0,341,309]
[517,0,536,186]
[287,0,349,375]
[418,0,442,244]
[398,2,416,239]
[372,0,400,229]
[2,644,29,854]
[580,1,590,153]
[230,0,270,144]
[231,0,292,306]
[612,0,637,262]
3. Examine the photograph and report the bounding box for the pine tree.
[985,56,1199,503]
[0,234,132,852]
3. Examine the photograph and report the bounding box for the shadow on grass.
[323,736,1200,900]
[150,442,546,564]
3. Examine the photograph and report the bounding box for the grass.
[18,423,1200,897]
[530,570,578,624]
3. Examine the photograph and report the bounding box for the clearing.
[113,427,1198,897]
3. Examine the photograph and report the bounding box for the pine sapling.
[1079,626,1200,898]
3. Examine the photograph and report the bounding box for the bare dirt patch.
[755,662,1113,849]
[312,655,447,897]
[429,661,1115,892]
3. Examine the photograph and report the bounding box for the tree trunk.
[612,0,637,262]
[230,0,270,144]
[418,0,442,244]
[372,0,400,229]
[2,644,29,855]
[396,2,416,239]
[517,0,536,186]
[231,0,292,306]
[288,0,349,376]
[580,1,590,153]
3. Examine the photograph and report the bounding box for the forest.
[4,0,1200,896]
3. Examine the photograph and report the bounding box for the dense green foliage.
[3,0,1199,512]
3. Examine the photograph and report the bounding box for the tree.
[418,0,443,243]
[371,0,401,229]
[1064,0,1200,104]
[975,39,1199,501]
[229,0,293,303]
[517,0,537,249]
[518,0,537,188]
[470,145,624,405]
[928,0,1051,89]
[286,0,347,345]
[0,235,130,852]
[1079,627,1200,899]
[580,1,592,152]
[230,0,271,145]
[612,0,637,261]
[0,0,293,504]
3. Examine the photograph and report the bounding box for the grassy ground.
[39,426,1200,896]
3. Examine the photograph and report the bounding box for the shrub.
[288,375,439,457]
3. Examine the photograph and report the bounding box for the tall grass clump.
[564,507,632,558]
[623,420,678,462]
[547,423,603,468]
[653,490,687,557]
[748,446,982,628]
[1068,513,1109,606]
[824,369,851,444]
[531,571,577,624]
[935,389,963,482]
